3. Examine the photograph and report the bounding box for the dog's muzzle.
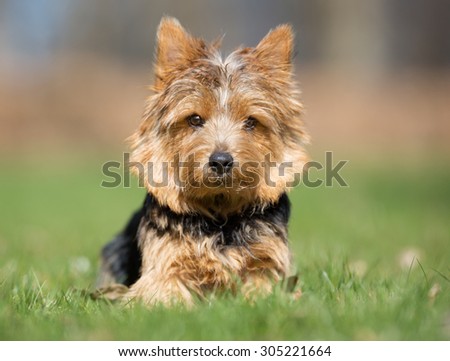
[209,152,234,176]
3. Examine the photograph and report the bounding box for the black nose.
[209,152,234,175]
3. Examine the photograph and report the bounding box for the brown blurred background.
[0,0,449,160]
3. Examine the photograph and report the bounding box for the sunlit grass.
[0,155,449,340]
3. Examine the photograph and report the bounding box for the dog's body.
[97,17,309,306]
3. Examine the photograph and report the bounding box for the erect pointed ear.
[154,17,207,85]
[254,24,294,72]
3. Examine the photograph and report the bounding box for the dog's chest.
[137,193,291,286]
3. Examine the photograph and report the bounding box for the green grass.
[0,153,449,340]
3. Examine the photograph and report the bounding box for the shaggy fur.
[96,17,309,306]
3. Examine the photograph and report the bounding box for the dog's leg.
[126,272,196,307]
[241,271,278,300]
[241,236,291,300]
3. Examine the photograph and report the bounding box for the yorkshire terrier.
[96,17,309,307]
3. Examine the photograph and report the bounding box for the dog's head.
[130,17,309,215]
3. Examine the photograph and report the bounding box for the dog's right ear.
[254,24,294,76]
[154,17,207,89]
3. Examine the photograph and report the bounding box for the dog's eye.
[243,116,258,130]
[187,114,205,128]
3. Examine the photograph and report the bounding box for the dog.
[96,17,309,307]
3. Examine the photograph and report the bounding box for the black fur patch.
[142,193,290,247]
[100,208,143,286]
[100,193,290,286]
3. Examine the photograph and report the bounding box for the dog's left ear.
[255,24,294,73]
[154,17,208,88]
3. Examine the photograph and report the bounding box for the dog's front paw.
[91,284,130,302]
[126,274,196,308]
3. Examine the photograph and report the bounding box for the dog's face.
[130,18,309,215]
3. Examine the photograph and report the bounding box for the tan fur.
[127,225,290,306]
[129,17,309,216]
[107,17,309,307]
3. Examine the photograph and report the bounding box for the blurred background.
[1,0,450,277]
[1,0,449,157]
[1,0,450,340]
